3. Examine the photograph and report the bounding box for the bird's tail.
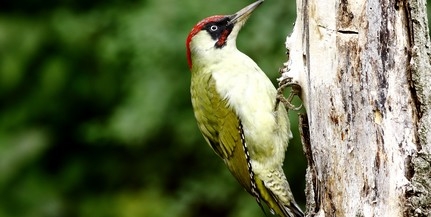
[255,178,304,217]
[284,200,304,217]
[271,191,304,217]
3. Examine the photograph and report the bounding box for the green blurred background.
[1,0,428,216]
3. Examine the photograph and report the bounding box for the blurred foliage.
[3,0,429,217]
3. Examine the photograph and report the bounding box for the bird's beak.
[228,0,264,26]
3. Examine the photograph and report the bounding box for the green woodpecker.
[186,1,304,217]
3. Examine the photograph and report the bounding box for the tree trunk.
[281,0,431,216]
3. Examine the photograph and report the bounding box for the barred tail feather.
[272,193,304,217]
[257,180,304,217]
[285,201,304,217]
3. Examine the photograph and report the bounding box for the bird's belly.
[212,71,289,167]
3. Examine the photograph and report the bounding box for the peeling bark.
[281,0,431,216]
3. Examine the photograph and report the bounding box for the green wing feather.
[191,73,252,192]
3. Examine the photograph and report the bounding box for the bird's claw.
[275,77,302,111]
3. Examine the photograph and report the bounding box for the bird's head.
[186,0,264,70]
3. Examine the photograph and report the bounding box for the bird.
[186,1,304,217]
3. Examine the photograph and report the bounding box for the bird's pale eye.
[210,25,218,31]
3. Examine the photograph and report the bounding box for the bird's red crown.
[186,15,225,69]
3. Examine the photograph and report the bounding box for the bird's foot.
[275,76,302,111]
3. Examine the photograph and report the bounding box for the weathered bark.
[281,0,431,216]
